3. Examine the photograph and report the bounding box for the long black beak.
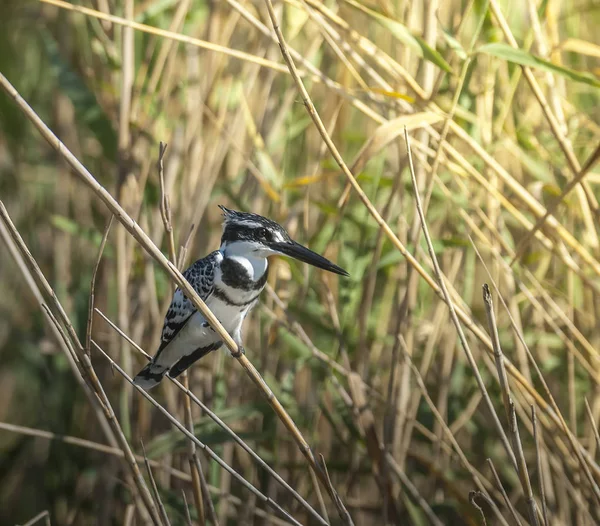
[271,241,349,277]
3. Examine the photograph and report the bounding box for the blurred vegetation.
[1,0,600,524]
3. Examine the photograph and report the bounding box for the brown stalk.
[403,128,517,470]
[469,491,491,526]
[472,239,600,500]
[385,454,444,526]
[117,0,135,441]
[531,406,549,526]
[181,490,193,526]
[19,510,51,526]
[487,459,523,526]
[0,422,291,526]
[85,215,113,356]
[0,71,338,523]
[92,340,304,526]
[157,142,176,265]
[511,142,600,266]
[141,441,172,526]
[508,400,540,526]
[157,141,207,525]
[488,0,598,217]
[183,379,208,526]
[317,455,353,525]
[0,202,162,525]
[585,398,600,454]
[94,308,329,526]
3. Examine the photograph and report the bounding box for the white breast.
[222,245,268,279]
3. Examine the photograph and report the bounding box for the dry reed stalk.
[85,215,113,356]
[92,340,304,526]
[385,453,444,526]
[487,459,523,526]
[181,491,193,526]
[40,0,291,75]
[141,441,172,526]
[531,406,549,526]
[0,424,292,526]
[403,128,518,470]
[511,142,600,266]
[0,70,344,523]
[483,284,539,526]
[472,240,600,500]
[228,11,574,446]
[94,307,329,526]
[398,338,510,526]
[157,142,176,265]
[18,510,51,526]
[0,201,162,525]
[155,141,207,524]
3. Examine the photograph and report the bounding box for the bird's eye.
[258,228,269,240]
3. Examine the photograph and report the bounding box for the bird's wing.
[155,250,222,357]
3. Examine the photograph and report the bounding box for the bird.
[133,205,348,390]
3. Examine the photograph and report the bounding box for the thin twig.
[511,142,600,266]
[585,398,600,454]
[157,142,176,264]
[19,510,51,526]
[182,490,193,526]
[486,459,523,526]
[183,375,208,526]
[508,401,540,526]
[386,453,444,526]
[482,284,539,526]
[532,406,549,526]
[403,127,517,471]
[0,200,162,526]
[469,491,490,526]
[141,440,172,526]
[318,455,353,525]
[94,307,328,526]
[92,340,304,526]
[0,71,335,525]
[178,222,195,270]
[85,214,114,356]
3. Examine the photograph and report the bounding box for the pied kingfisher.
[133,205,348,389]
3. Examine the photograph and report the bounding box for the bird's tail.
[133,361,168,391]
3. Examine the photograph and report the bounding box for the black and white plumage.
[133,206,348,390]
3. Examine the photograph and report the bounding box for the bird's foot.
[230,345,245,358]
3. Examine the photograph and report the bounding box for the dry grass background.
[1,0,600,524]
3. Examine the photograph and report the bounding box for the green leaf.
[441,26,468,60]
[477,43,600,88]
[344,0,452,73]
